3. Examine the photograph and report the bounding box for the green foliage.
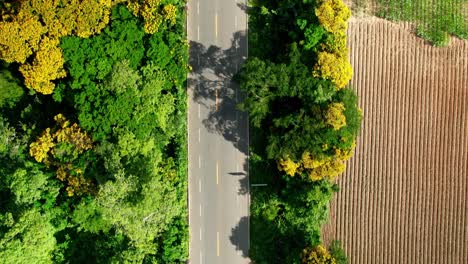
[105,60,142,94]
[59,5,146,92]
[71,161,184,262]
[250,171,336,263]
[0,117,15,156]
[303,25,326,51]
[245,0,358,262]
[239,51,361,162]
[376,0,467,46]
[248,0,329,62]
[8,162,60,206]
[0,208,57,264]
[72,61,176,142]
[59,5,187,143]
[0,64,24,109]
[0,2,188,263]
[0,0,115,94]
[328,240,348,264]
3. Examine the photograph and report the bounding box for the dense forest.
[0,0,363,262]
[239,0,361,263]
[0,1,188,263]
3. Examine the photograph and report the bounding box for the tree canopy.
[0,2,188,263]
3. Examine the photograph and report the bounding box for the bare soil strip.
[321,18,468,263]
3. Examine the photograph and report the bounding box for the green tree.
[8,162,59,205]
[73,160,183,262]
[239,47,361,163]
[0,208,57,264]
[0,117,15,156]
[0,65,24,109]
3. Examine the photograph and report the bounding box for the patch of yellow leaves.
[277,157,301,176]
[0,0,113,94]
[163,4,177,26]
[127,0,163,34]
[302,244,336,264]
[315,0,351,36]
[29,128,55,163]
[313,51,353,89]
[277,141,356,181]
[325,102,346,130]
[314,0,353,89]
[19,37,67,95]
[30,114,94,196]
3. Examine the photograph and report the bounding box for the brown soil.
[321,18,468,263]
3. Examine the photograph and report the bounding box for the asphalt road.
[187,0,249,263]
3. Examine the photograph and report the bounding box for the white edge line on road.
[198,155,201,168]
[197,1,199,15]
[198,127,201,142]
[198,104,201,118]
[217,232,220,256]
[200,251,203,263]
[197,25,200,41]
[186,42,191,259]
[200,227,202,241]
[199,179,201,192]
[199,204,202,217]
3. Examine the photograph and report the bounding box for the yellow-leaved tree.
[29,128,55,164]
[0,0,175,94]
[0,11,44,63]
[19,37,67,95]
[302,245,336,264]
[0,0,113,94]
[315,0,351,36]
[314,51,353,89]
[277,141,355,181]
[30,114,94,196]
[314,0,353,89]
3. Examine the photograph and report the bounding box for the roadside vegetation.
[0,1,188,263]
[351,0,467,46]
[240,0,361,262]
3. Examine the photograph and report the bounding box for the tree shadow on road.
[188,30,248,156]
[229,216,250,259]
[228,159,249,195]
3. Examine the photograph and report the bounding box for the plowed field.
[321,17,468,263]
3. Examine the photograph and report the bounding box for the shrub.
[329,240,348,264]
[302,244,336,264]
